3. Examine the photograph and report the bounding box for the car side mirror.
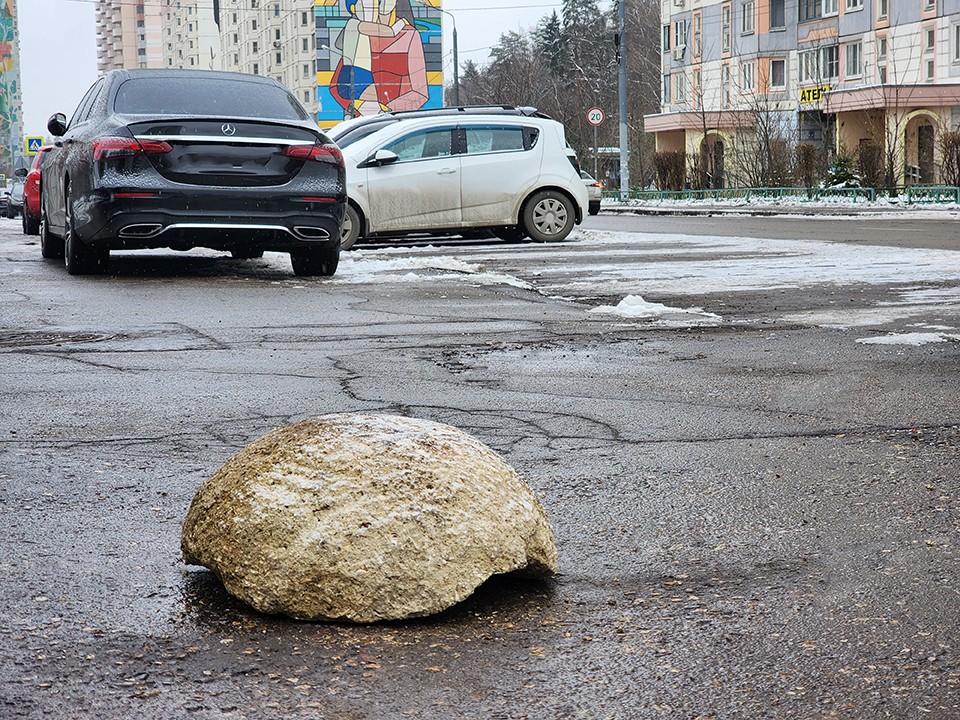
[47,113,67,137]
[14,167,27,178]
[360,149,399,168]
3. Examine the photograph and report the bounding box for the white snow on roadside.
[856,332,960,345]
[334,253,534,290]
[590,294,722,325]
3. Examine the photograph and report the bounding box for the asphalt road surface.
[1,211,958,719]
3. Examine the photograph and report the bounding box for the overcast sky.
[18,0,567,135]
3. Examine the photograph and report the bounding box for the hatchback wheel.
[340,204,362,251]
[39,197,64,259]
[290,245,339,277]
[63,183,108,275]
[523,190,575,243]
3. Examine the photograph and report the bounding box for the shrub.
[653,151,686,191]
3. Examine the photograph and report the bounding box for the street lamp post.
[617,0,630,201]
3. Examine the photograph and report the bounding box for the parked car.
[580,171,602,215]
[338,113,588,249]
[4,178,24,218]
[41,68,346,276]
[329,105,549,150]
[21,145,53,235]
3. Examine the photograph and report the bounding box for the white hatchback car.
[337,114,588,249]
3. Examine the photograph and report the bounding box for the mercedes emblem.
[221,123,237,136]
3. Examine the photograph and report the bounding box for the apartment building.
[219,0,319,112]
[95,0,164,71]
[645,0,960,185]
[161,1,220,71]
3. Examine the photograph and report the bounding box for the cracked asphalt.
[1,213,958,719]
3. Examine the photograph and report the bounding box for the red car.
[21,145,53,235]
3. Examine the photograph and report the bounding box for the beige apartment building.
[160,1,219,71]
[645,0,960,186]
[95,0,164,71]
[219,0,318,111]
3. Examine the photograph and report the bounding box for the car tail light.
[92,137,173,162]
[283,142,343,165]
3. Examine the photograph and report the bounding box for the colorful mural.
[0,0,20,172]
[315,0,443,128]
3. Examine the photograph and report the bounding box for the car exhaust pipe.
[293,226,331,240]
[119,223,163,238]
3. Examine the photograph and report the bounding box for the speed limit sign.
[587,107,605,126]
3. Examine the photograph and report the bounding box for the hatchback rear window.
[114,77,309,121]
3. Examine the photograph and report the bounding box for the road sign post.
[24,136,44,156]
[586,107,604,180]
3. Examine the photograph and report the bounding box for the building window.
[722,4,732,52]
[742,1,755,34]
[662,24,670,53]
[877,35,887,82]
[953,24,960,62]
[823,44,839,78]
[846,0,862,9]
[799,0,821,21]
[926,27,936,53]
[799,45,839,82]
[877,0,888,16]
[302,11,309,25]
[926,58,935,80]
[822,0,838,16]
[675,73,687,103]
[663,74,671,104]
[741,61,755,92]
[770,0,785,29]
[252,63,259,74]
[925,0,936,10]
[303,38,309,52]
[770,58,786,89]
[845,41,862,78]
[251,19,258,30]
[674,19,687,48]
[303,63,310,78]
[252,41,259,53]
[275,52,282,63]
[693,14,702,56]
[274,3,280,17]
[722,64,731,107]
[304,90,310,103]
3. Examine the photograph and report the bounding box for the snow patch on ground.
[590,294,722,326]
[336,253,534,290]
[855,332,960,345]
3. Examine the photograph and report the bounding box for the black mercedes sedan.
[40,69,346,276]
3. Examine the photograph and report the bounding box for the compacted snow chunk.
[181,413,558,622]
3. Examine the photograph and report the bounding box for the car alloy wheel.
[523,190,575,243]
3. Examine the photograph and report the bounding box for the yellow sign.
[799,86,831,105]
[24,136,44,155]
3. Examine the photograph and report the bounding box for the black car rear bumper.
[72,187,344,252]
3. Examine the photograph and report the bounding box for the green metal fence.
[602,186,960,204]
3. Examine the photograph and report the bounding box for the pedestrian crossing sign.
[25,136,44,155]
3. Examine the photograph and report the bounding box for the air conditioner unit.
[673,0,685,6]
[673,45,686,60]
